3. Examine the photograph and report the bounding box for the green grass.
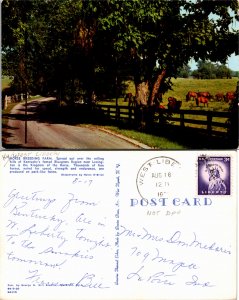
[81,124,186,149]
[105,127,187,149]
[2,102,18,131]
[163,77,238,109]
[1,76,12,90]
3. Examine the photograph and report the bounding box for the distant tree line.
[178,60,238,79]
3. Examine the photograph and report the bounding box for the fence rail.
[95,104,231,135]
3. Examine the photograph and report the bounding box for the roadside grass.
[103,126,187,149]
[81,124,187,149]
[2,102,18,141]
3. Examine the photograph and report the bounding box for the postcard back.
[0,150,237,300]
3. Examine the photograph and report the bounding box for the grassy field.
[163,77,238,110]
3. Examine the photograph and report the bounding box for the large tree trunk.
[149,69,166,105]
[135,81,149,106]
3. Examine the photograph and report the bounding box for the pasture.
[162,77,238,111]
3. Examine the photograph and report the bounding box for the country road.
[2,98,150,149]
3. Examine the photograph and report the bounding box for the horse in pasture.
[225,91,236,103]
[186,91,197,101]
[167,97,182,111]
[197,91,213,100]
[215,93,225,102]
[153,103,165,112]
[196,96,209,107]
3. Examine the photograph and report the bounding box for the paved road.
[3,98,148,149]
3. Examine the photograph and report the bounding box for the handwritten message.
[2,153,116,296]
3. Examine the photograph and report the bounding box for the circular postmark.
[136,156,181,199]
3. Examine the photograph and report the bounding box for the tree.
[215,64,232,78]
[96,0,239,105]
[195,60,217,79]
[2,0,84,98]
[177,64,192,78]
[191,60,232,79]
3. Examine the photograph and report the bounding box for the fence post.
[4,95,8,109]
[116,107,120,122]
[128,107,132,124]
[180,112,185,127]
[207,112,212,135]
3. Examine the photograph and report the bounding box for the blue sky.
[226,53,239,71]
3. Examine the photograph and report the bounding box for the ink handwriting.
[130,246,198,272]
[76,228,111,250]
[60,193,98,213]
[19,223,68,247]
[4,189,56,209]
[119,225,231,255]
[127,265,176,286]
[185,275,215,287]
[25,269,110,289]
[39,246,94,260]
[3,184,113,291]
[7,252,66,269]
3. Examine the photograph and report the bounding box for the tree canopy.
[2,0,239,105]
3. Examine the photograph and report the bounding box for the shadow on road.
[2,99,117,149]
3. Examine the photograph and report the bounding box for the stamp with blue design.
[198,156,230,195]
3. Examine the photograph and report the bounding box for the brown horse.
[215,93,225,102]
[225,92,236,103]
[186,91,197,102]
[168,97,182,111]
[196,96,208,107]
[197,91,213,100]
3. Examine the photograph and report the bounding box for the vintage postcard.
[0,150,237,300]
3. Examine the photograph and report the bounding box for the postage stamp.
[198,156,230,195]
[136,156,181,199]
